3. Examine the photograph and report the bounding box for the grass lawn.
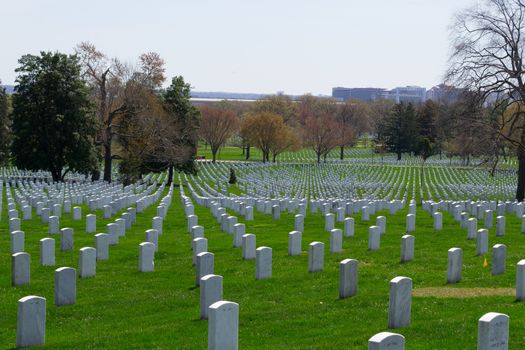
[1,173,525,348]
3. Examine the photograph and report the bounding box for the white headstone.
[200,274,223,319]
[79,247,96,278]
[40,238,55,266]
[339,258,358,299]
[308,241,324,272]
[55,267,76,306]
[208,301,239,350]
[139,242,155,272]
[388,276,412,329]
[477,312,509,350]
[16,296,46,348]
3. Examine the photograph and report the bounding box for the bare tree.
[447,0,525,200]
[199,106,239,163]
[303,114,338,164]
[76,42,165,182]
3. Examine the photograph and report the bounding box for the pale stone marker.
[11,230,24,254]
[73,206,81,220]
[477,312,509,350]
[139,242,155,272]
[406,214,415,233]
[193,238,208,265]
[245,206,254,221]
[288,231,302,256]
[388,276,412,329]
[516,259,525,301]
[242,234,256,260]
[86,214,96,233]
[22,205,32,220]
[339,258,358,299]
[196,252,214,286]
[325,213,335,232]
[227,216,237,235]
[145,229,159,252]
[362,206,370,222]
[496,216,505,237]
[55,267,76,306]
[52,204,61,218]
[16,296,46,348]
[256,247,272,279]
[40,238,55,266]
[376,216,386,235]
[447,247,462,284]
[41,208,50,223]
[60,228,73,251]
[9,219,21,234]
[103,205,112,219]
[368,332,405,350]
[115,218,126,237]
[48,216,59,234]
[344,217,354,237]
[106,223,119,245]
[400,235,414,263]
[272,205,280,220]
[308,241,324,272]
[294,214,304,232]
[492,244,506,276]
[233,223,245,248]
[433,212,442,230]
[95,233,109,261]
[152,216,163,235]
[208,300,239,350]
[368,226,380,251]
[476,229,488,256]
[330,229,343,253]
[79,247,96,278]
[192,225,205,242]
[187,215,198,233]
[200,274,223,319]
[485,210,493,229]
[12,252,30,286]
[467,218,477,240]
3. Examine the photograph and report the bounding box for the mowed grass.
[2,181,525,348]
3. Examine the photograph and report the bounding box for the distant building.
[332,87,386,102]
[380,86,427,104]
[425,84,463,104]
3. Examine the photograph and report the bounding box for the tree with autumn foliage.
[199,105,239,163]
[241,112,295,162]
[76,42,165,182]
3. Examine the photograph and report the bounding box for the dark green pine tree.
[11,52,98,182]
[0,81,11,165]
[383,102,418,160]
[162,76,201,181]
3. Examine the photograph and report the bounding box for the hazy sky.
[2,0,477,95]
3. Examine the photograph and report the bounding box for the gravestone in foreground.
[388,276,412,329]
[17,296,46,348]
[208,300,239,350]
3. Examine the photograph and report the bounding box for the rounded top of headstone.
[448,247,462,252]
[368,331,405,344]
[18,295,46,303]
[479,312,508,322]
[390,276,412,284]
[209,300,238,311]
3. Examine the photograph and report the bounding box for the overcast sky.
[1,0,477,95]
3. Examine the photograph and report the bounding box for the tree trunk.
[517,144,525,202]
[91,169,100,181]
[317,152,321,164]
[103,143,112,182]
[212,149,217,163]
[397,152,401,161]
[273,153,277,162]
[340,146,344,160]
[246,145,250,160]
[167,164,174,185]
[262,151,266,163]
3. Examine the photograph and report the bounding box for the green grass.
[2,177,525,349]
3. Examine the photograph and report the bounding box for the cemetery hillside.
[4,0,525,349]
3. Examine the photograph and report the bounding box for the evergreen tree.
[11,52,98,181]
[0,81,11,165]
[383,102,418,160]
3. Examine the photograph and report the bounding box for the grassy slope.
[1,176,525,349]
